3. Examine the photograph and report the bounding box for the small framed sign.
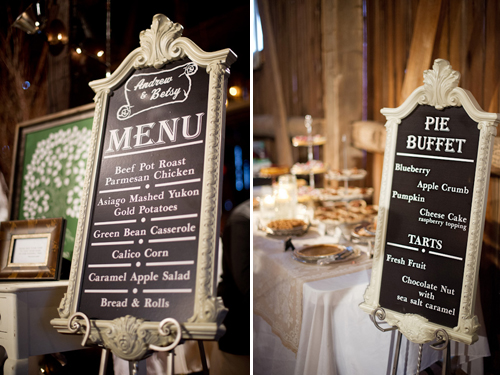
[10,234,51,266]
[0,218,66,280]
[360,59,499,345]
[51,14,236,361]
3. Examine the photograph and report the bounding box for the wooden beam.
[257,0,293,167]
[484,0,500,113]
[47,0,70,113]
[465,1,486,107]
[399,0,443,104]
[448,0,464,74]
[321,0,363,171]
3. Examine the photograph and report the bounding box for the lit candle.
[275,188,293,219]
[261,194,275,219]
[278,174,297,217]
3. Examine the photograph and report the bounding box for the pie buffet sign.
[360,59,499,345]
[50,14,236,360]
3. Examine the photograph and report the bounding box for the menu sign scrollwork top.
[51,14,236,361]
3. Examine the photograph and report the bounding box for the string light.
[97,50,104,57]
[229,86,241,97]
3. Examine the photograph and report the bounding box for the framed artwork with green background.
[9,104,95,262]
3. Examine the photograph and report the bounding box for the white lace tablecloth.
[253,223,373,353]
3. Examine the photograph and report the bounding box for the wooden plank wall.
[254,0,500,165]
[366,0,500,120]
[253,0,323,120]
[254,0,363,174]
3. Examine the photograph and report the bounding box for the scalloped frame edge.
[359,58,499,345]
[51,14,235,360]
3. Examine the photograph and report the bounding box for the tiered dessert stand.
[290,115,326,189]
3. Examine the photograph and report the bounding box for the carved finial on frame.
[419,59,461,110]
[135,14,184,69]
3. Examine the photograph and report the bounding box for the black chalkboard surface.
[77,58,210,322]
[379,105,479,328]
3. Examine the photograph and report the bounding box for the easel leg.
[429,329,451,375]
[166,349,175,375]
[128,360,146,375]
[129,360,137,375]
[391,331,403,375]
[416,344,423,374]
[99,348,110,375]
[198,341,209,375]
[370,308,401,375]
[441,343,451,375]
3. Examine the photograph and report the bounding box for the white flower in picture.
[22,126,91,220]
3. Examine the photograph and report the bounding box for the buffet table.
[253,224,372,353]
[253,223,491,375]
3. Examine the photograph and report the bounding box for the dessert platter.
[325,167,367,182]
[259,218,311,237]
[298,186,374,203]
[350,221,377,244]
[259,166,290,178]
[293,244,361,265]
[292,134,327,147]
[291,160,327,175]
[313,199,378,226]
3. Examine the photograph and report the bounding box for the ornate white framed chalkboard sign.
[359,59,499,345]
[51,14,236,360]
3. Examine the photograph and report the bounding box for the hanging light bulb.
[45,19,68,56]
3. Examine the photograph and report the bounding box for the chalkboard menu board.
[51,15,236,359]
[360,59,499,345]
[379,105,477,328]
[77,59,208,322]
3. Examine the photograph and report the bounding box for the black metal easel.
[123,342,209,375]
[370,307,452,375]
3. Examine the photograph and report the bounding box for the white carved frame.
[359,59,499,345]
[51,14,236,361]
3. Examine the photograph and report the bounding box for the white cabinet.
[0,281,83,374]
